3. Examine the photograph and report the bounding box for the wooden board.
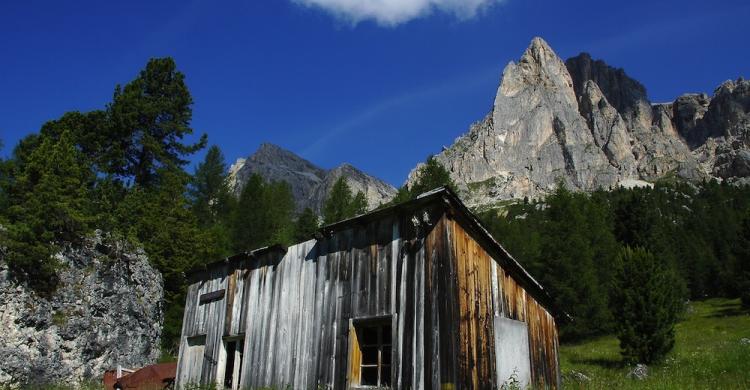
[175,204,561,389]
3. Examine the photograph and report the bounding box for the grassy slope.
[560,298,750,389]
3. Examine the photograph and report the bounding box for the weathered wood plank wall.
[448,219,498,389]
[176,211,441,389]
[447,218,561,389]
[175,264,230,385]
[175,201,560,389]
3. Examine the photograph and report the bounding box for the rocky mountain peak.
[228,144,396,213]
[498,37,576,105]
[409,37,750,207]
[566,52,652,129]
[250,143,326,177]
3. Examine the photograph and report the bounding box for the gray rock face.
[417,38,623,205]
[410,37,749,206]
[703,79,750,139]
[0,232,163,387]
[228,143,326,205]
[308,163,397,212]
[673,93,712,147]
[229,143,397,213]
[567,52,652,130]
[577,80,637,175]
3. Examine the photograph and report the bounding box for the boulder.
[627,364,649,380]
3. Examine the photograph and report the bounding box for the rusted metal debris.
[103,362,176,389]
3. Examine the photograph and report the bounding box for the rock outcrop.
[229,143,397,212]
[0,232,163,387]
[408,37,749,206]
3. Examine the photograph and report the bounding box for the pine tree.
[348,191,368,217]
[263,181,295,246]
[114,167,210,350]
[231,174,266,252]
[389,186,413,206]
[0,139,8,212]
[107,57,207,186]
[390,156,456,206]
[539,185,612,340]
[189,145,232,227]
[294,207,320,242]
[229,175,296,251]
[735,216,750,308]
[408,156,457,196]
[323,177,353,224]
[38,110,111,173]
[610,247,683,363]
[2,131,95,290]
[322,177,367,224]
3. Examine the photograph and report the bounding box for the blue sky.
[1,0,748,186]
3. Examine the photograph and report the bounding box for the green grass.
[560,298,750,389]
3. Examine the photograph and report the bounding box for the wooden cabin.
[175,187,563,389]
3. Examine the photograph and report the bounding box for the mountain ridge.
[228,143,397,212]
[408,37,750,207]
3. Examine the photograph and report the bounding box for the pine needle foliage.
[322,177,368,225]
[610,246,684,364]
[1,131,95,292]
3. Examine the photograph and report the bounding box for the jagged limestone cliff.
[408,37,749,207]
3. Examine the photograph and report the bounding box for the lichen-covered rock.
[0,231,163,387]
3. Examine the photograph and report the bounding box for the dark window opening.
[222,338,244,390]
[355,320,391,388]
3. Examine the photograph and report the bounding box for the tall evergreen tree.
[230,176,296,251]
[37,111,111,174]
[114,167,210,349]
[390,156,456,206]
[2,131,95,290]
[0,139,8,212]
[408,156,457,196]
[539,185,612,340]
[294,207,320,242]
[735,216,750,308]
[189,145,232,227]
[263,181,295,246]
[231,174,266,252]
[348,191,368,217]
[107,57,207,186]
[323,177,368,224]
[610,247,683,363]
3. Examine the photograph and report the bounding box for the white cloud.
[292,0,504,26]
